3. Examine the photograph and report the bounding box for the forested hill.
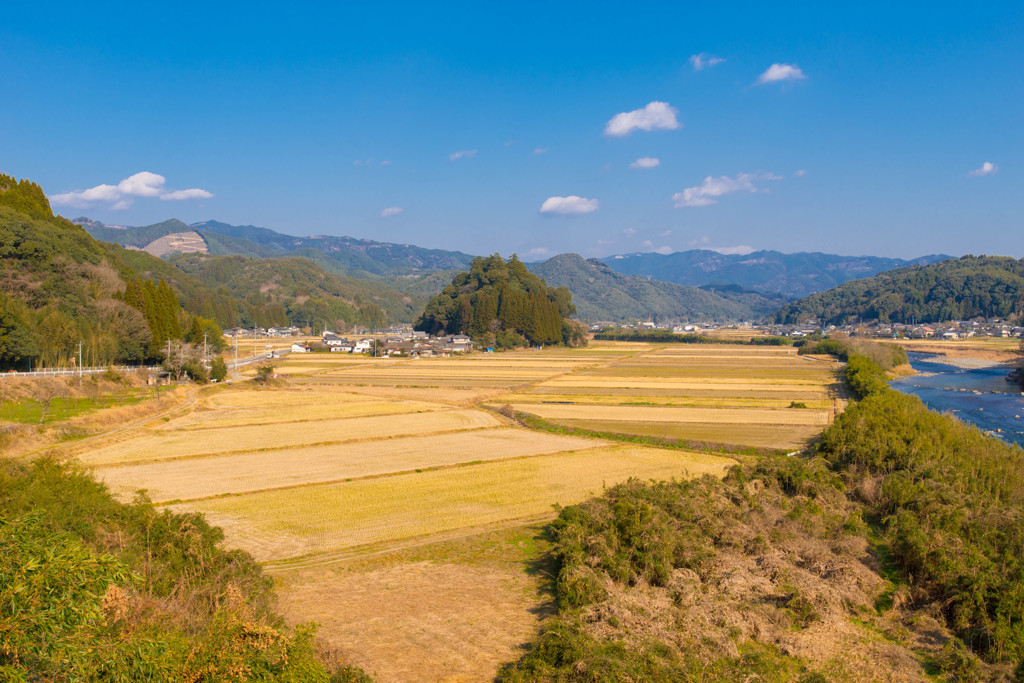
[605,249,951,299]
[415,254,585,348]
[76,217,475,277]
[774,254,1024,325]
[0,174,221,369]
[529,253,785,322]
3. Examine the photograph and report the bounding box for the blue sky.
[3,2,1021,259]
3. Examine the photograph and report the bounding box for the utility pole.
[203,331,208,370]
[78,341,83,385]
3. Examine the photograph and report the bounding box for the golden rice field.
[77,339,838,567]
[172,444,734,564]
[95,427,606,503]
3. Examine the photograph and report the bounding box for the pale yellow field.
[96,427,605,503]
[174,444,735,563]
[506,402,830,426]
[171,398,442,430]
[78,409,500,465]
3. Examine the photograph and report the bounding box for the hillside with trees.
[415,254,585,348]
[530,253,785,322]
[774,255,1024,325]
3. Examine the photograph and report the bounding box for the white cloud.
[604,101,681,137]
[161,188,214,201]
[117,171,165,197]
[539,195,600,215]
[530,147,550,156]
[353,158,372,166]
[527,247,551,257]
[449,149,478,161]
[629,156,660,170]
[689,53,724,71]
[623,227,637,236]
[660,229,672,237]
[380,207,404,217]
[50,171,213,209]
[755,63,807,85]
[380,160,391,166]
[653,245,673,255]
[712,245,755,255]
[968,161,999,177]
[689,236,711,247]
[794,169,807,177]
[672,172,781,208]
[642,239,653,247]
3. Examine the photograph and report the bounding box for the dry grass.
[505,402,830,426]
[96,427,605,502]
[174,445,735,562]
[77,409,501,466]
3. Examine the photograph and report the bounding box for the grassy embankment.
[501,339,1024,681]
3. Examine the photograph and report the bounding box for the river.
[889,352,1024,448]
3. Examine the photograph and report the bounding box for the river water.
[889,352,1024,448]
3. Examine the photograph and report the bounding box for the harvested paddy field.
[73,340,840,681]
[488,343,841,451]
[95,427,605,503]
[171,444,734,563]
[79,409,499,465]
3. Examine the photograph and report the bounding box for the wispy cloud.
[449,149,478,161]
[629,157,660,170]
[380,207,404,217]
[794,169,808,177]
[672,172,781,208]
[604,101,681,137]
[659,229,672,237]
[641,240,672,254]
[527,247,551,258]
[755,63,806,85]
[540,195,600,215]
[623,227,636,236]
[380,160,391,166]
[50,172,213,210]
[689,236,754,255]
[968,161,999,177]
[689,53,724,71]
[530,147,550,156]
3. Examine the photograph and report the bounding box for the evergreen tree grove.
[414,254,582,348]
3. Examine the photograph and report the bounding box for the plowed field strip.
[506,403,830,425]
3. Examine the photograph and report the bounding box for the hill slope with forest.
[530,253,786,322]
[605,249,951,299]
[77,217,475,277]
[774,254,1024,324]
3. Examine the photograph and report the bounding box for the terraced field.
[72,339,840,681]
[488,344,842,450]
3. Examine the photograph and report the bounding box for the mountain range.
[605,249,952,299]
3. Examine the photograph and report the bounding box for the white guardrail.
[0,365,160,379]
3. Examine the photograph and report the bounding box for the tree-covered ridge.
[530,253,785,322]
[415,254,583,347]
[774,255,1024,325]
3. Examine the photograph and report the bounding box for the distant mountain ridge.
[530,253,787,322]
[75,217,475,277]
[604,249,952,299]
